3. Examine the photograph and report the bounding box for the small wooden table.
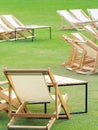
[45,75,88,114]
[15,25,51,41]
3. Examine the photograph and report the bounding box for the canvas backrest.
[5,70,53,103]
[2,15,24,28]
[0,18,13,31]
[70,9,90,22]
[57,10,79,23]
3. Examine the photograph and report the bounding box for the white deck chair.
[4,68,70,130]
[1,14,51,40]
[62,34,86,71]
[0,17,28,40]
[1,15,34,39]
[87,9,98,28]
[57,10,85,30]
[71,32,98,74]
[62,34,93,72]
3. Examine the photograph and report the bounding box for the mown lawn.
[0,0,98,130]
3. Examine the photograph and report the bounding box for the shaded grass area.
[0,0,98,130]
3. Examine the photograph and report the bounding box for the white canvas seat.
[0,18,14,32]
[87,9,98,28]
[4,68,70,130]
[70,9,95,24]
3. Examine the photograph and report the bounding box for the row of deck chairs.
[57,9,98,30]
[62,32,98,74]
[57,8,98,74]
[0,14,50,42]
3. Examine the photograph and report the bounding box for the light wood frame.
[4,68,70,130]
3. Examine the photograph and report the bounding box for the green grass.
[0,0,98,130]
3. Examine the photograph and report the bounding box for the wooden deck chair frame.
[71,32,98,74]
[62,34,88,71]
[4,68,70,130]
[62,34,78,68]
[0,81,20,111]
[0,80,9,111]
[0,28,10,42]
[57,10,85,31]
[0,80,19,112]
[83,25,98,43]
[87,9,98,28]
[0,24,15,41]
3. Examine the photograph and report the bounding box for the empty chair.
[1,14,51,41]
[4,68,70,130]
[0,17,27,40]
[62,34,91,71]
[57,10,85,30]
[1,14,34,39]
